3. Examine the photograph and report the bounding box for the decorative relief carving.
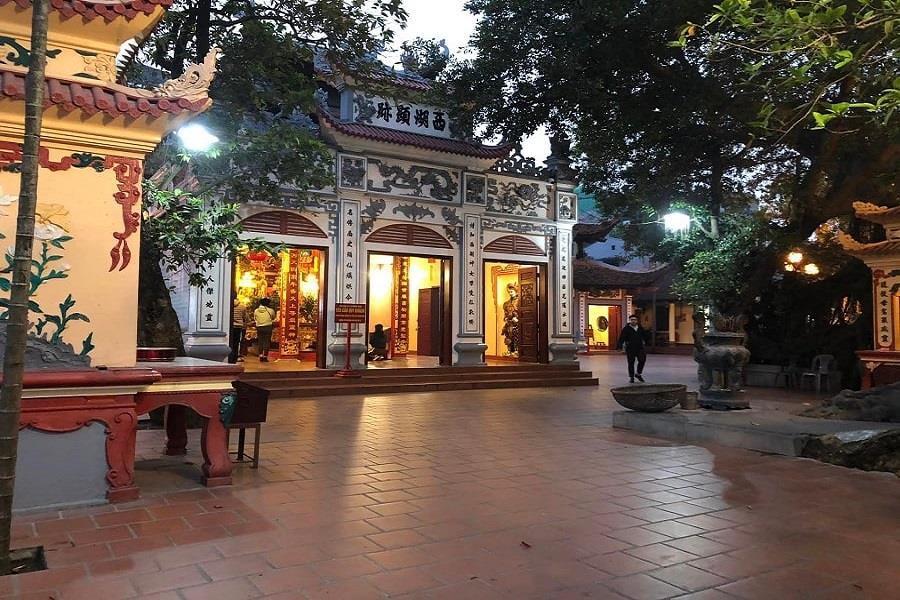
[443,225,461,246]
[0,36,61,67]
[360,198,387,234]
[150,48,219,101]
[557,192,577,222]
[76,50,116,81]
[367,158,459,202]
[482,217,557,237]
[339,155,366,189]
[354,94,376,123]
[491,146,547,178]
[392,202,435,222]
[464,173,486,204]
[486,175,550,218]
[441,207,461,226]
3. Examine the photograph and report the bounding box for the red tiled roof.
[845,239,900,256]
[319,110,512,159]
[574,258,675,290]
[0,70,209,118]
[1,0,172,22]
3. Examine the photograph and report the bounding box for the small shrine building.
[839,201,900,387]
[176,71,581,368]
[0,0,237,510]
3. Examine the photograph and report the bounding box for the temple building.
[175,70,581,368]
[839,201,900,387]
[573,259,693,353]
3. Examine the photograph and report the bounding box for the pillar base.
[454,342,487,366]
[549,342,579,364]
[327,340,367,370]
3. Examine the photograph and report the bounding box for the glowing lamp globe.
[803,263,820,276]
[662,212,691,234]
[176,124,219,152]
[787,251,804,264]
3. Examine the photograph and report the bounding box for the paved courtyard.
[6,355,899,599]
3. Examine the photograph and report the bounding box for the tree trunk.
[137,234,186,354]
[0,0,50,574]
[195,0,212,63]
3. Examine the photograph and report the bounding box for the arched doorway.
[233,211,329,368]
[365,224,453,367]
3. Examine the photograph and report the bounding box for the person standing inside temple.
[228,299,252,363]
[616,314,649,383]
[254,298,277,362]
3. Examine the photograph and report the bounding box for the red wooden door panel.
[518,267,539,362]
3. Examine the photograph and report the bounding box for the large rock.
[802,429,900,475]
[802,382,900,423]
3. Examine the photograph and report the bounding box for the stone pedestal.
[550,342,579,364]
[454,342,487,366]
[328,337,366,370]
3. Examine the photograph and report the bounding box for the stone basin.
[610,384,687,413]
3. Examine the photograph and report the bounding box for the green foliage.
[399,37,450,80]
[682,0,900,130]
[142,182,277,287]
[670,215,773,314]
[142,1,407,207]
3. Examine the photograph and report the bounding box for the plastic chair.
[801,354,835,393]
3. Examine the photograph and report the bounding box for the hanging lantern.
[247,249,270,263]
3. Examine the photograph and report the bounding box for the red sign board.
[335,303,366,324]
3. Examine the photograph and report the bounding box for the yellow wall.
[368,254,393,339]
[0,150,139,367]
[484,262,519,357]
[367,254,439,353]
[408,256,440,353]
[587,305,610,347]
[675,304,695,344]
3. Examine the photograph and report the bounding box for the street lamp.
[662,211,691,235]
[783,249,820,276]
[176,123,219,152]
[662,210,718,238]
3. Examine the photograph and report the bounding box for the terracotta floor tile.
[366,565,443,595]
[625,543,699,567]
[606,572,687,600]
[58,577,137,600]
[584,551,658,577]
[649,563,730,592]
[608,527,673,547]
[180,577,260,600]
[200,554,270,580]
[131,564,207,595]
[12,357,900,600]
[312,555,382,580]
[302,579,386,599]
[252,564,324,594]
[366,546,436,570]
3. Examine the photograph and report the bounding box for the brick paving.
[6,355,900,599]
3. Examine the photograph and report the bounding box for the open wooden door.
[417,287,441,356]
[315,248,328,368]
[607,305,621,352]
[518,267,539,362]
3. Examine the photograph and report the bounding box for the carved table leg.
[165,405,188,456]
[200,415,233,487]
[105,409,139,502]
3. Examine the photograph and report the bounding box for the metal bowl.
[610,384,687,412]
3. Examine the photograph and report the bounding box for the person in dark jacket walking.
[616,314,650,383]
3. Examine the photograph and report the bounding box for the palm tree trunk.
[0,0,50,574]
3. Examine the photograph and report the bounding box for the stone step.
[262,376,599,399]
[240,363,582,381]
[245,369,595,388]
